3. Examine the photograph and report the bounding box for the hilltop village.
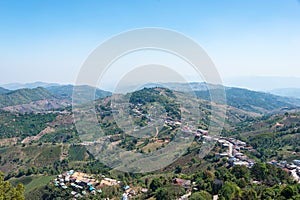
[51,170,146,200]
[49,126,300,200]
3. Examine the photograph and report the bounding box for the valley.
[0,83,300,199]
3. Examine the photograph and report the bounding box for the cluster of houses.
[173,177,216,200]
[165,117,206,137]
[173,178,192,189]
[121,185,146,200]
[163,122,257,169]
[197,133,256,168]
[52,170,150,199]
[52,170,121,199]
[199,131,300,184]
[164,116,182,127]
[222,137,255,168]
[268,159,300,183]
[131,104,158,122]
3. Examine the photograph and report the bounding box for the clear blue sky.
[0,0,300,85]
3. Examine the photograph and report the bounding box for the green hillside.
[0,86,300,199]
[0,87,58,108]
[0,87,10,94]
[195,87,300,114]
[229,112,300,162]
[270,88,300,99]
[144,82,300,114]
[0,110,57,139]
[46,85,111,100]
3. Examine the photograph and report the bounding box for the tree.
[280,185,294,199]
[175,165,182,174]
[203,170,214,181]
[219,181,242,200]
[241,189,258,200]
[155,186,183,200]
[216,167,234,182]
[251,163,267,181]
[261,188,276,200]
[17,169,26,178]
[155,188,170,200]
[231,165,250,180]
[0,171,25,199]
[189,190,212,200]
[212,179,224,195]
[149,178,163,192]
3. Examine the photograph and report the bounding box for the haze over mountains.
[269,88,300,99]
[2,75,300,94]
[223,76,300,96]
[0,81,299,115]
[1,81,60,90]
[0,85,111,113]
[0,87,11,94]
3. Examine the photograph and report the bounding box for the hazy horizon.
[2,75,300,93]
[1,0,300,88]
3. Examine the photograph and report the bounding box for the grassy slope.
[10,175,56,194]
[0,144,62,174]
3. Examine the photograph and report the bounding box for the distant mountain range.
[0,81,299,115]
[269,88,300,99]
[224,76,300,91]
[0,87,57,108]
[140,82,300,114]
[194,87,300,114]
[0,85,112,113]
[0,87,11,94]
[46,85,111,101]
[1,81,60,90]
[141,82,220,92]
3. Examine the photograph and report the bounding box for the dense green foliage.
[229,112,300,161]
[0,87,57,108]
[0,171,25,199]
[0,110,57,139]
[195,88,300,114]
[190,164,298,200]
[155,185,185,200]
[129,87,181,120]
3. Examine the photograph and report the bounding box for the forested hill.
[229,112,300,162]
[0,87,11,94]
[0,87,58,108]
[0,85,111,113]
[46,85,111,100]
[139,82,300,114]
[194,87,300,114]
